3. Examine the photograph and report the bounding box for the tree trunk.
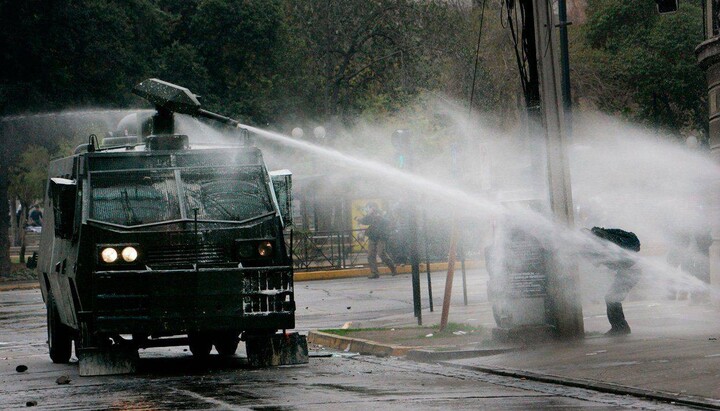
[0,157,10,278]
[18,203,27,264]
[12,198,20,246]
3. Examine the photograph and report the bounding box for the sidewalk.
[446,330,720,409]
[310,293,720,409]
[0,281,38,291]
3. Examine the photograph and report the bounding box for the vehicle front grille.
[145,243,229,268]
[92,267,295,333]
[243,269,293,314]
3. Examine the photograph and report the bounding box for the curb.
[295,260,482,282]
[307,330,420,357]
[440,362,720,410]
[0,281,39,292]
[307,330,514,361]
[0,261,483,292]
[406,347,517,362]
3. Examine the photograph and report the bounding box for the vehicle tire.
[47,294,72,364]
[188,334,212,358]
[214,333,240,356]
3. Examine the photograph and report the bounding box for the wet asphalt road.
[0,274,691,410]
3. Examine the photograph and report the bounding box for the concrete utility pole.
[557,0,573,132]
[526,0,584,337]
[695,2,720,306]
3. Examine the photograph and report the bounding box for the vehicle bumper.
[91,266,295,334]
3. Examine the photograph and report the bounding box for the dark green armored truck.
[37,79,305,375]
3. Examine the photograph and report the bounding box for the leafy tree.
[0,123,11,275]
[187,0,287,124]
[573,0,706,133]
[155,41,211,98]
[0,0,172,114]
[9,146,49,207]
[8,145,51,263]
[284,0,416,120]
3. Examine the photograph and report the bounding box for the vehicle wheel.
[214,333,240,356]
[47,294,72,364]
[188,334,212,358]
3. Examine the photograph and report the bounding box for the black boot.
[605,302,631,336]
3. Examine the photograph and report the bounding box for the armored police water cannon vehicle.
[36,79,306,376]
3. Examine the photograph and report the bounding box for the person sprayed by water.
[588,227,641,336]
[359,202,397,278]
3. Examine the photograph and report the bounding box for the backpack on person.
[591,227,641,252]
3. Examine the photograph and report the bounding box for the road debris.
[56,376,71,385]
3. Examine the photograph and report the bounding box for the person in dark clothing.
[15,204,22,228]
[604,263,641,335]
[590,227,641,336]
[358,203,397,279]
[28,205,43,227]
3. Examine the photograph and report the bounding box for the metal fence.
[287,229,370,271]
[286,227,478,272]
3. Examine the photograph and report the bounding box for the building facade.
[695,1,720,300]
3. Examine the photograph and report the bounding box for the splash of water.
[0,109,147,122]
[136,110,720,304]
[0,109,150,152]
[246,124,507,214]
[238,114,718,304]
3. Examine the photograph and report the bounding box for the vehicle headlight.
[101,247,118,263]
[121,246,138,262]
[258,241,273,257]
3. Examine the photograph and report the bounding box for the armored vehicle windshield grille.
[145,244,229,268]
[91,171,181,226]
[182,168,273,221]
[90,166,273,227]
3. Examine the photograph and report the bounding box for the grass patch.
[317,323,493,348]
[416,322,481,338]
[2,265,37,281]
[436,322,476,333]
[319,327,391,337]
[320,322,482,338]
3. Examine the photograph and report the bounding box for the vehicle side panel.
[38,155,81,330]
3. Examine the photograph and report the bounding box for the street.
[0,270,694,410]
